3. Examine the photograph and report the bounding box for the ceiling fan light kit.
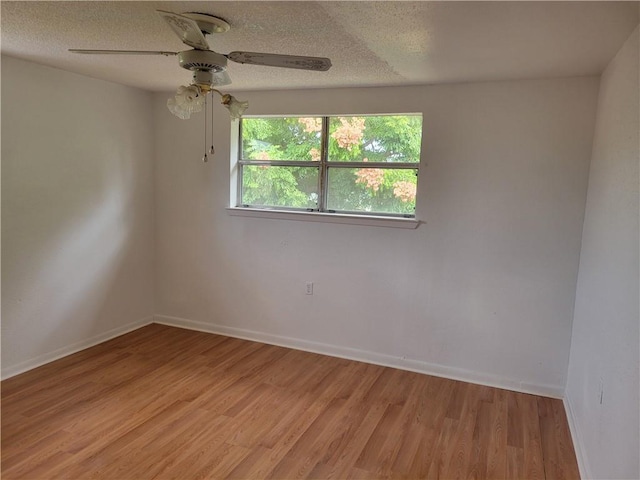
[69,9,331,159]
[166,85,247,120]
[219,93,249,119]
[166,85,204,120]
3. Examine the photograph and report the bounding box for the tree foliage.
[241,115,422,213]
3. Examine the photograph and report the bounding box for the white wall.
[154,77,599,396]
[565,27,639,480]
[1,56,155,378]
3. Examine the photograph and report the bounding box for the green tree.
[240,115,422,213]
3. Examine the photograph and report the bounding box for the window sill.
[226,207,421,229]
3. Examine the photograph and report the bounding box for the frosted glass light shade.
[167,85,205,119]
[221,94,249,119]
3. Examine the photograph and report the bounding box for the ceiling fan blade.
[69,49,177,56]
[211,70,232,87]
[157,10,209,51]
[227,51,331,71]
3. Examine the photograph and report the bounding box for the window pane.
[326,167,417,215]
[328,115,422,163]
[241,165,319,209]
[241,117,322,161]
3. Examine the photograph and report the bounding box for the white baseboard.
[1,316,154,380]
[2,312,565,399]
[154,314,564,398]
[564,395,591,480]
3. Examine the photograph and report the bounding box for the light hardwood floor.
[1,324,579,479]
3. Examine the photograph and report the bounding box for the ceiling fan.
[70,10,332,88]
[70,10,332,161]
[70,10,332,123]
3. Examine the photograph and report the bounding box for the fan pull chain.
[202,93,208,163]
[209,92,215,156]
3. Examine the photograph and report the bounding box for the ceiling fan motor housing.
[178,50,227,72]
[192,70,215,89]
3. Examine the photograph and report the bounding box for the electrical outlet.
[305,282,314,295]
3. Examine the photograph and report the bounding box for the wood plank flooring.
[1,324,580,479]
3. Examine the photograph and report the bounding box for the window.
[235,114,422,218]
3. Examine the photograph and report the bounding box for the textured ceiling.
[1,1,638,92]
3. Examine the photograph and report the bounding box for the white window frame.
[228,114,423,229]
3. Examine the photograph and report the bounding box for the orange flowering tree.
[241,115,421,213]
